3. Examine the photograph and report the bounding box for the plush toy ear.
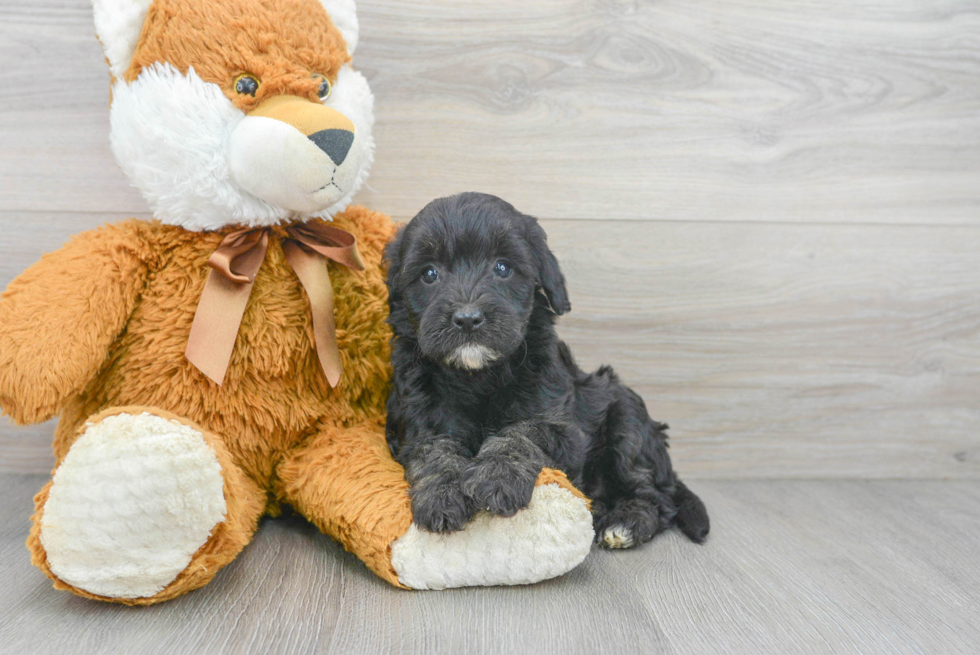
[92,0,153,79]
[319,0,359,55]
[92,0,155,80]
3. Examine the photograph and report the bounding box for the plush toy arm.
[0,221,153,424]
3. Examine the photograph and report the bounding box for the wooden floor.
[1,0,979,653]
[2,473,979,654]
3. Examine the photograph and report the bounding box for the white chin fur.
[446,344,499,371]
[110,63,374,231]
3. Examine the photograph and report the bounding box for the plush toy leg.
[276,423,595,590]
[27,406,265,605]
[276,421,414,586]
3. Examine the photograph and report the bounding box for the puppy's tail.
[673,479,710,543]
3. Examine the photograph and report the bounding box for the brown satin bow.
[185,222,365,387]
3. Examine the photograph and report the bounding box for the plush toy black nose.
[452,307,485,333]
[309,129,354,165]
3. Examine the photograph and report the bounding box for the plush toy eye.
[234,74,259,97]
[421,266,439,284]
[314,74,332,100]
[493,261,512,278]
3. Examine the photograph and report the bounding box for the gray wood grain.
[2,473,979,654]
[4,212,978,479]
[548,219,980,480]
[1,0,978,223]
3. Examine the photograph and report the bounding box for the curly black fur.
[384,192,709,548]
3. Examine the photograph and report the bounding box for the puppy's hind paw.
[593,498,660,549]
[599,525,635,549]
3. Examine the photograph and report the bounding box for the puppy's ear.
[384,223,417,339]
[527,220,571,315]
[384,224,406,302]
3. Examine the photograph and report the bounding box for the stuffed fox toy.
[0,0,595,603]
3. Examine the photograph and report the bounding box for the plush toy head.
[94,0,373,231]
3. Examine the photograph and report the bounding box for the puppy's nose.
[452,306,485,333]
[309,129,354,165]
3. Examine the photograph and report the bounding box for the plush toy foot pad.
[38,412,227,599]
[389,469,594,590]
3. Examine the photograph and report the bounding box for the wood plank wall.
[1,0,978,478]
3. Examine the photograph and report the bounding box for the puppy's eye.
[313,74,331,100]
[234,74,260,96]
[421,266,439,284]
[493,261,512,278]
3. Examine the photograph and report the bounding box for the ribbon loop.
[284,222,365,272]
[207,228,270,283]
[185,222,363,387]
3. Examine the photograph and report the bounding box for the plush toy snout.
[229,94,363,213]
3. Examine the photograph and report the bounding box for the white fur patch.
[319,0,359,55]
[446,344,498,370]
[92,0,154,80]
[228,115,357,213]
[39,412,227,599]
[601,526,635,549]
[109,63,374,231]
[390,483,595,590]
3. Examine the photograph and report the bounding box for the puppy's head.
[385,193,570,371]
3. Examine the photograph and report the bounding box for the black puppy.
[384,192,709,548]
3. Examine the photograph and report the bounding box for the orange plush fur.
[124,0,350,109]
[9,209,414,601]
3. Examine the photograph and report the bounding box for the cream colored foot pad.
[39,412,226,598]
[391,482,594,590]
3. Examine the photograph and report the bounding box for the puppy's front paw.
[411,481,475,533]
[460,459,538,517]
